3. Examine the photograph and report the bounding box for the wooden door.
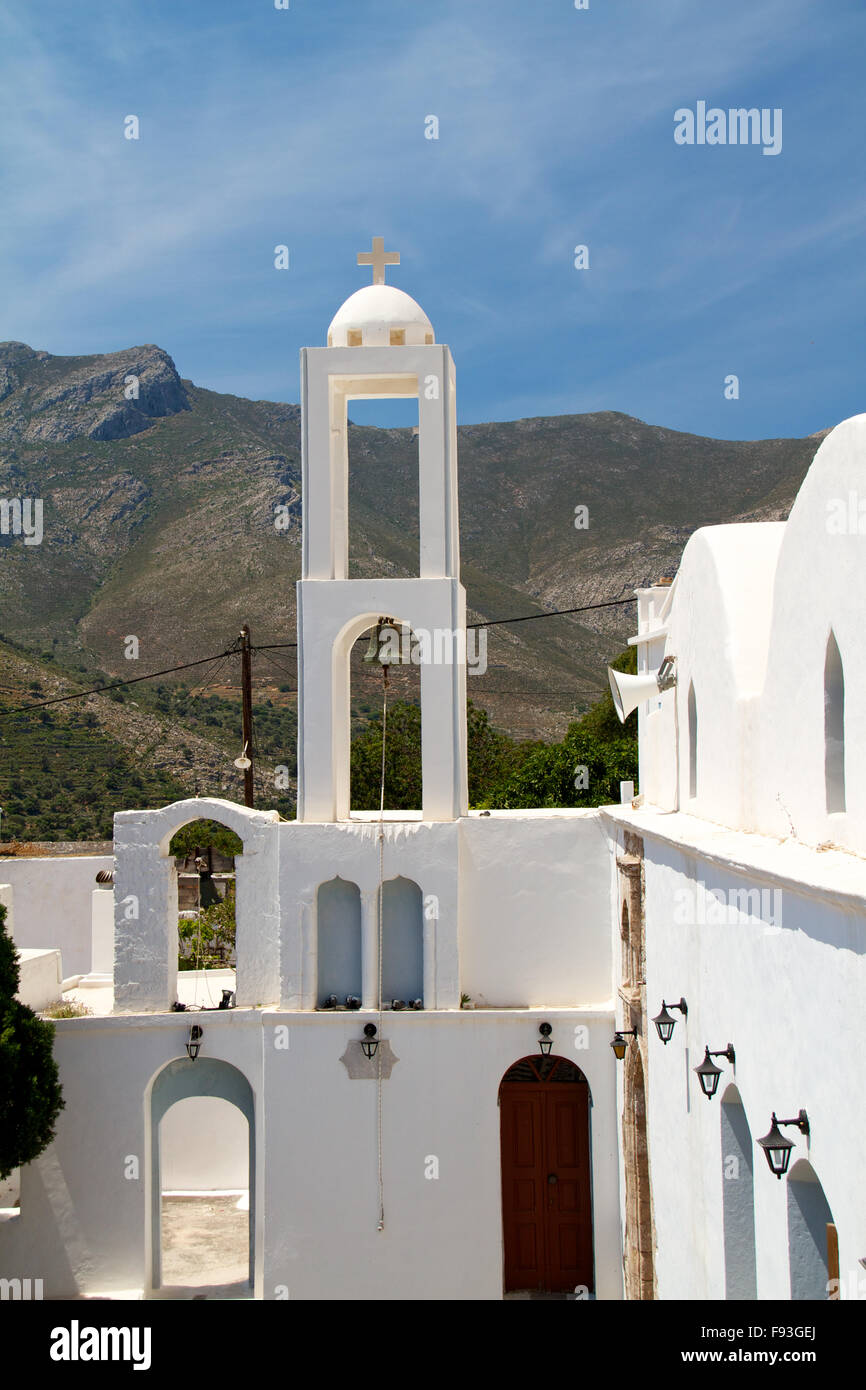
[500,1056,593,1293]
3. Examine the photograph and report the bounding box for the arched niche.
[381,876,423,1003]
[720,1085,757,1299]
[787,1159,835,1300]
[316,877,362,1005]
[149,1057,255,1291]
[824,632,845,813]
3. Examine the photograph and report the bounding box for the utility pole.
[240,624,254,808]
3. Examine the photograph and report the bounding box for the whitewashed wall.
[459,811,613,1007]
[637,414,866,855]
[0,856,111,977]
[605,812,865,1300]
[0,1008,622,1300]
[160,1097,248,1191]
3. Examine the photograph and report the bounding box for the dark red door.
[500,1056,593,1293]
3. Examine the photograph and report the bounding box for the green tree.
[169,820,243,861]
[0,902,65,1181]
[496,648,638,808]
[179,885,237,970]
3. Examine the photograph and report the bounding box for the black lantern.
[360,1023,379,1059]
[186,1024,203,1061]
[757,1110,809,1178]
[611,1029,637,1060]
[694,1044,735,1099]
[652,997,688,1044]
[538,1022,553,1056]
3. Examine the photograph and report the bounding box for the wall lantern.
[360,1023,379,1059]
[538,1022,553,1055]
[693,1044,735,1099]
[186,1025,203,1061]
[757,1110,809,1178]
[611,1029,637,1060]
[652,997,688,1044]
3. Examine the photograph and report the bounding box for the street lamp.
[693,1044,735,1099]
[652,997,688,1044]
[611,1029,637,1061]
[757,1110,809,1178]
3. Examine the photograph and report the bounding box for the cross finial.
[357,236,400,286]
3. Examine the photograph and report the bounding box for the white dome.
[327,284,435,348]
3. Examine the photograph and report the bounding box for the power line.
[0,646,241,717]
[250,596,635,646]
[0,596,636,719]
[467,597,634,629]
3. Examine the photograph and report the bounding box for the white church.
[1,243,863,1300]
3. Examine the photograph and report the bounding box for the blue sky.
[1,0,864,438]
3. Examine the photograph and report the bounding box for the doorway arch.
[720,1085,757,1299]
[149,1057,255,1290]
[499,1054,593,1294]
[787,1160,835,1300]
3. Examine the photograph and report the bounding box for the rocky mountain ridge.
[0,340,821,739]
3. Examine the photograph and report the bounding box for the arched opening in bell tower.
[349,618,423,814]
[347,396,421,580]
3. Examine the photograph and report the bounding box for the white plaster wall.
[0,1010,265,1298]
[278,810,613,1013]
[637,416,866,858]
[0,856,111,977]
[16,948,63,1011]
[0,1009,622,1300]
[459,811,613,1007]
[278,817,460,1010]
[160,1097,248,1191]
[90,889,114,976]
[617,822,866,1300]
[636,526,784,828]
[260,1010,622,1300]
[756,414,866,850]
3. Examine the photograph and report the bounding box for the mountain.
[0,340,820,745]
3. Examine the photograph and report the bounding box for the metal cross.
[357,236,400,285]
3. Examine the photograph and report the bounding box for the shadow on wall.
[787,1159,835,1301]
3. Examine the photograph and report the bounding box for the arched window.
[824,633,845,813]
[316,878,362,1005]
[688,682,698,800]
[381,876,423,1004]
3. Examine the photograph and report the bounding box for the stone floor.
[157,1192,251,1297]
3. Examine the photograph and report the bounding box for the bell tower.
[296,240,469,823]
